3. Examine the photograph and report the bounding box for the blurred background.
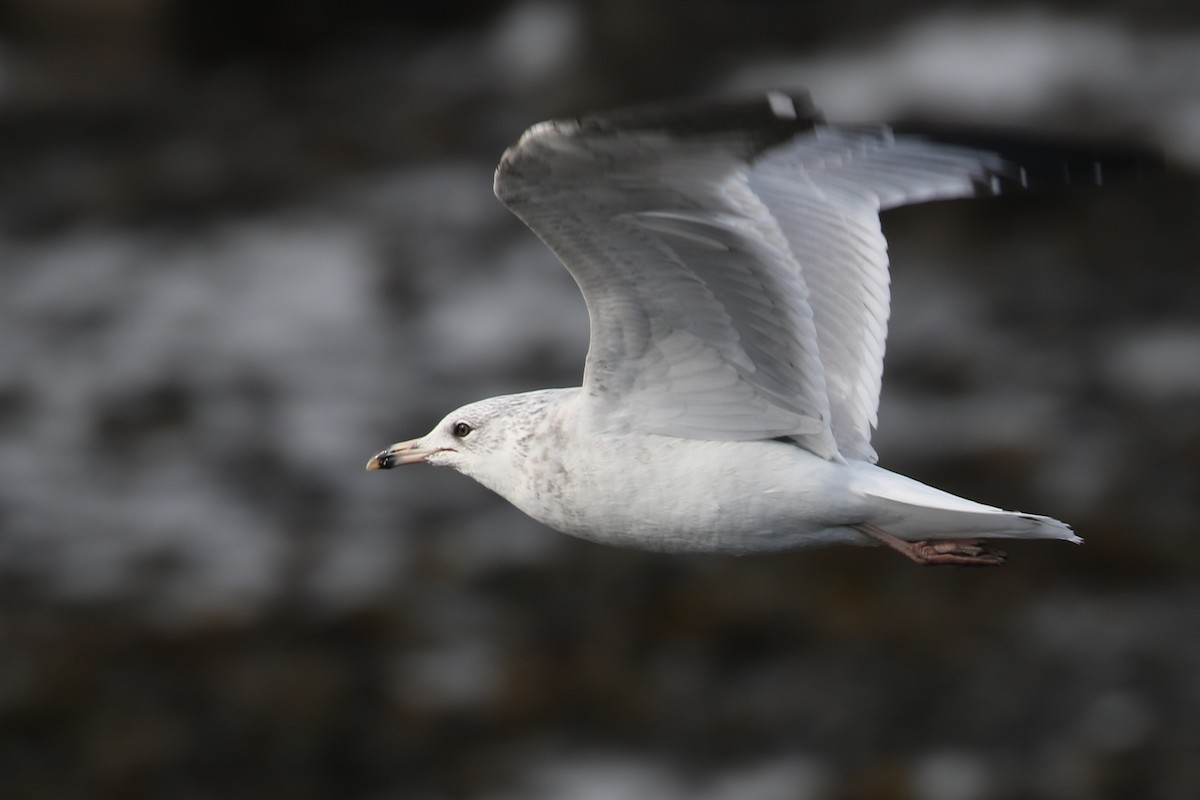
[1,1,1198,798]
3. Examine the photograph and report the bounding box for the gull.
[367,91,1142,565]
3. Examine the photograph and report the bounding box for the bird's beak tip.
[366,439,426,471]
[365,451,397,471]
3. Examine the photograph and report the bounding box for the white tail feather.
[852,464,1080,543]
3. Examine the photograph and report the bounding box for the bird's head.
[365,390,567,489]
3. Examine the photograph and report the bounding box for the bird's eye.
[452,421,473,438]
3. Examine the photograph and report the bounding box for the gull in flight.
[368,91,1144,565]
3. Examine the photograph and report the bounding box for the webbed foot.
[855,523,1007,567]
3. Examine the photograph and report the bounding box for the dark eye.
[452,421,473,438]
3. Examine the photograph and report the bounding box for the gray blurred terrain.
[1,2,1199,798]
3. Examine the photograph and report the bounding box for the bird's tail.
[852,464,1080,543]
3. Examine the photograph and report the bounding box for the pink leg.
[855,523,1007,567]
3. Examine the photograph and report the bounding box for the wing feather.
[494,93,1149,461]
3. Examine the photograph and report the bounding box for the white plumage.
[366,91,1140,565]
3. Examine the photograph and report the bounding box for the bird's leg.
[854,523,1007,567]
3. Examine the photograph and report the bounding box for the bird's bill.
[365,439,437,470]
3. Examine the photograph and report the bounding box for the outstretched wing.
[494,92,1145,461]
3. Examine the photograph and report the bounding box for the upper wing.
[743,127,1013,460]
[496,93,842,458]
[494,92,1147,461]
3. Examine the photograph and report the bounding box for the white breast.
[506,404,869,554]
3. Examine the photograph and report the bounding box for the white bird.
[367,91,1143,565]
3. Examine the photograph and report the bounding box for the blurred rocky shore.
[1,2,1199,798]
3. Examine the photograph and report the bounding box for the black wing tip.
[574,90,823,145]
[891,122,1164,192]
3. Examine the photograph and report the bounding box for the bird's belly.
[516,436,869,555]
